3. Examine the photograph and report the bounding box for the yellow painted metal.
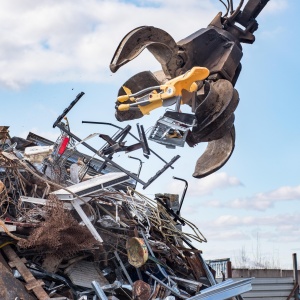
[116,66,209,115]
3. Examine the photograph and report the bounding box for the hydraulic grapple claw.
[110,0,270,178]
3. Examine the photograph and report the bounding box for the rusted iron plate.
[0,253,36,300]
[185,254,206,281]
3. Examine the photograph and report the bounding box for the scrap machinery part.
[110,0,269,178]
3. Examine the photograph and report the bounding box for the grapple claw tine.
[110,26,180,78]
[192,126,235,178]
[200,113,235,142]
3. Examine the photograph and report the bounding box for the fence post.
[293,253,299,300]
[227,260,232,278]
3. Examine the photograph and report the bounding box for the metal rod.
[54,123,146,186]
[82,121,174,169]
[53,92,85,128]
[136,123,150,156]
[145,271,188,299]
[114,251,133,286]
[128,156,143,190]
[172,176,188,215]
[91,281,108,300]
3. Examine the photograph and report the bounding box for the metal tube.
[128,156,143,190]
[91,281,108,300]
[114,251,133,286]
[53,92,85,128]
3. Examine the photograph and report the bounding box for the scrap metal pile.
[0,0,271,298]
[0,125,252,300]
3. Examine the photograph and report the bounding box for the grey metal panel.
[251,284,293,291]
[244,298,291,300]
[188,278,252,300]
[245,290,293,297]
[251,277,294,284]
[242,277,295,300]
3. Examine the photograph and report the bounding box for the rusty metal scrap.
[2,245,49,300]
[0,123,251,299]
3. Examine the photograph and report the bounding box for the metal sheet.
[65,260,109,288]
[188,278,252,300]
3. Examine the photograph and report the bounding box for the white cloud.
[195,213,300,245]
[210,213,299,229]
[168,172,242,197]
[205,185,300,211]
[0,0,219,89]
[207,230,249,241]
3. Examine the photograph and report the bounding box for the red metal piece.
[58,136,70,155]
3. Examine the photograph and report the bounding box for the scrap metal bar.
[53,123,146,186]
[53,92,85,128]
[172,176,188,215]
[113,251,133,286]
[128,156,143,191]
[2,245,49,300]
[143,155,180,189]
[71,200,103,243]
[187,278,252,300]
[145,271,188,299]
[82,121,174,168]
[91,281,109,300]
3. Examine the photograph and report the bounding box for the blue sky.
[1,0,299,269]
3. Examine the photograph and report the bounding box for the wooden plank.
[2,245,49,300]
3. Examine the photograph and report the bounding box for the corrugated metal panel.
[242,277,295,300]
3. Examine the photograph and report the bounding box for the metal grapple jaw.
[110,0,269,178]
[110,26,183,79]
